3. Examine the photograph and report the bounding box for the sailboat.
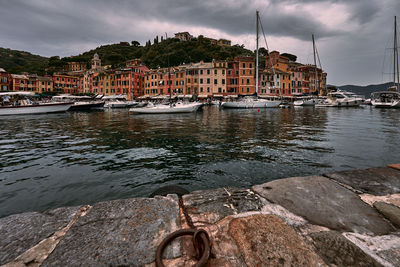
[130,34,203,114]
[371,16,400,108]
[221,11,281,109]
[294,34,320,106]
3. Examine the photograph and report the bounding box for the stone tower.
[91,53,101,70]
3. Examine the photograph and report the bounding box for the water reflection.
[0,106,399,217]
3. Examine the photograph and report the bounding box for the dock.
[1,165,400,266]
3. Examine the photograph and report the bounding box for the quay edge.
[1,165,400,266]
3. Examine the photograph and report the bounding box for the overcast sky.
[1,0,399,85]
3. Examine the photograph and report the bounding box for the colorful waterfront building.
[10,74,29,91]
[52,74,78,94]
[226,61,239,96]
[65,62,87,72]
[37,76,53,93]
[0,68,10,91]
[196,61,213,98]
[235,57,255,95]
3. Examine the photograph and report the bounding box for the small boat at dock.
[130,101,203,114]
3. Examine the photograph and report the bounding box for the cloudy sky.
[1,0,399,85]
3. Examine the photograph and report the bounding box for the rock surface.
[228,214,325,266]
[253,176,394,234]
[309,231,382,266]
[324,167,400,195]
[373,201,400,228]
[42,196,180,267]
[0,206,79,265]
[183,187,263,226]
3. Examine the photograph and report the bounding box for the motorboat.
[52,94,104,111]
[221,97,280,108]
[293,97,318,106]
[0,92,72,116]
[130,101,203,114]
[316,91,362,107]
[371,90,400,108]
[102,95,130,108]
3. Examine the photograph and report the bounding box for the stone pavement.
[1,165,400,266]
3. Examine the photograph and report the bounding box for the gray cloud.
[0,0,398,85]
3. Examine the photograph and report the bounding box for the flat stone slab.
[183,187,263,225]
[309,231,382,266]
[228,214,325,266]
[42,196,180,267]
[0,206,79,265]
[373,201,400,228]
[253,176,394,235]
[324,167,400,195]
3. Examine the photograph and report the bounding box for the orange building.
[53,74,78,94]
[10,74,29,91]
[235,57,255,95]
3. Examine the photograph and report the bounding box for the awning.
[225,95,238,98]
[213,94,223,97]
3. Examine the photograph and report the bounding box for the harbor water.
[1,106,400,218]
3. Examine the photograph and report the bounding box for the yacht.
[371,89,400,108]
[0,92,72,116]
[316,91,362,107]
[293,97,318,106]
[52,94,104,111]
[102,95,130,108]
[130,101,203,114]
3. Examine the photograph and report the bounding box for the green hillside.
[0,48,49,74]
[50,36,255,70]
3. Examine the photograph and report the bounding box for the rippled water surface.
[1,106,400,217]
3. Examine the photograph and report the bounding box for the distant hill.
[0,47,48,74]
[336,82,397,98]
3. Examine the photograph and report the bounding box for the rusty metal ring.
[156,229,210,267]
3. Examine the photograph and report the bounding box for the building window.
[214,70,217,75]
[214,79,217,85]
[200,78,203,84]
[207,78,210,84]
[222,79,225,85]
[242,63,245,68]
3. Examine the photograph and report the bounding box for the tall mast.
[312,34,317,95]
[166,33,172,104]
[255,11,259,95]
[395,16,399,91]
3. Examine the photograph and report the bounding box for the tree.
[131,41,140,47]
[258,47,268,57]
[281,53,297,62]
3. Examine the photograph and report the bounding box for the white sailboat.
[222,11,280,109]
[371,16,400,108]
[0,92,72,116]
[130,33,203,114]
[294,34,320,107]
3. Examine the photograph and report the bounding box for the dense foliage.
[0,48,49,74]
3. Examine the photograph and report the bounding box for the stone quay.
[1,164,400,266]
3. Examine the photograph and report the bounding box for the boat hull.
[0,102,72,116]
[68,101,105,111]
[371,100,400,108]
[130,103,202,114]
[293,99,317,106]
[221,100,280,109]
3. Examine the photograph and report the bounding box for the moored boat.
[316,91,362,107]
[371,90,400,108]
[130,102,203,114]
[52,94,104,111]
[0,92,72,116]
